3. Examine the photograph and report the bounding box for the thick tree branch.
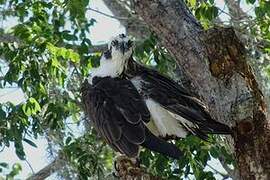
[224,0,270,113]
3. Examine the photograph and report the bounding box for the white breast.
[88,57,125,85]
[131,77,189,138]
[145,99,188,138]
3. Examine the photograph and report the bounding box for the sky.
[0,0,254,179]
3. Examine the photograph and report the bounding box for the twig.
[25,159,35,175]
[70,62,83,84]
[217,7,234,19]
[218,157,239,179]
[0,145,5,152]
[87,7,129,20]
[206,163,229,178]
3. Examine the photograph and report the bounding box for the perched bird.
[81,34,231,159]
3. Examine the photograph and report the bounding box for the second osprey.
[82,34,231,159]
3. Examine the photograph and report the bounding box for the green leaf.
[62,30,78,41]
[0,162,8,168]
[65,136,72,145]
[0,108,6,119]
[189,0,196,8]
[23,138,38,148]
[246,0,256,4]
[210,147,219,158]
[29,97,41,112]
[205,6,218,21]
[67,49,80,63]
[15,143,25,160]
[209,0,214,4]
[22,104,32,116]
[11,163,22,175]
[38,83,46,94]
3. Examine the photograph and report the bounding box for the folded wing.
[140,69,232,140]
[81,77,149,157]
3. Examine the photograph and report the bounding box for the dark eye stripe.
[111,40,118,46]
[103,50,112,59]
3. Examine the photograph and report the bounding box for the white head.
[88,34,134,84]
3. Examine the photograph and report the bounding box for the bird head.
[88,34,133,84]
[101,34,133,63]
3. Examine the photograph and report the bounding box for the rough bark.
[133,0,270,179]
[224,0,270,114]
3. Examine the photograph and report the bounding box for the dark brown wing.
[81,77,150,157]
[139,69,232,139]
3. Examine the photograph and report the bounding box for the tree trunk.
[133,0,270,179]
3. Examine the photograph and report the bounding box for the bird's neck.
[88,57,126,84]
[123,57,146,78]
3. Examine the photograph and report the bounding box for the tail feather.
[141,128,183,159]
[199,110,233,135]
[199,120,232,135]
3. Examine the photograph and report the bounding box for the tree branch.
[218,156,239,179]
[70,43,106,53]
[223,0,270,114]
[102,0,150,40]
[224,0,249,23]
[26,157,64,180]
[0,33,107,53]
[87,7,129,20]
[0,33,21,44]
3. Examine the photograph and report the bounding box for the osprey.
[82,34,231,159]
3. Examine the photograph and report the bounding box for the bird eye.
[119,34,126,38]
[111,40,118,47]
[103,50,112,59]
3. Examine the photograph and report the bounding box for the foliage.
[186,0,219,28]
[0,0,102,178]
[0,162,21,179]
[62,129,114,179]
[0,0,269,179]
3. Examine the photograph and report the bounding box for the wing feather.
[140,69,232,136]
[81,77,150,157]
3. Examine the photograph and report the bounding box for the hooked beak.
[119,40,133,55]
[119,42,125,55]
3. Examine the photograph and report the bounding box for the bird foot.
[113,155,142,179]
